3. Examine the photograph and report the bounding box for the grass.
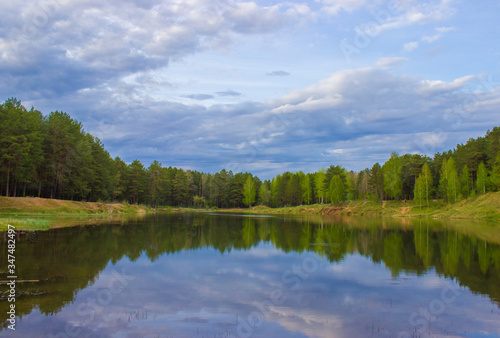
[218,192,500,220]
[0,217,52,231]
[0,196,150,215]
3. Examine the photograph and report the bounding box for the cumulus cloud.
[0,0,311,99]
[263,65,499,173]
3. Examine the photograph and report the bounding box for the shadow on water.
[0,213,499,333]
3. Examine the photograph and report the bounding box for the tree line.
[1,97,499,207]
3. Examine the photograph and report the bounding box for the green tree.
[420,163,433,207]
[259,181,272,206]
[45,111,85,199]
[460,164,471,198]
[382,153,402,199]
[300,173,313,205]
[172,169,190,206]
[491,143,500,191]
[356,169,369,199]
[476,161,488,195]
[285,173,302,206]
[112,157,129,201]
[314,169,326,204]
[148,160,163,208]
[128,160,146,204]
[439,157,448,201]
[368,163,384,201]
[193,195,206,208]
[346,171,357,200]
[242,175,256,207]
[328,175,344,204]
[446,158,460,203]
[414,175,426,209]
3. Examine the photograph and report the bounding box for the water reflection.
[0,214,499,337]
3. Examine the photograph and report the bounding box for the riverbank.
[0,196,193,231]
[0,196,150,215]
[1,192,499,231]
[220,192,500,221]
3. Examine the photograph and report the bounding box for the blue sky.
[1,0,499,178]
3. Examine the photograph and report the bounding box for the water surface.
[1,213,499,337]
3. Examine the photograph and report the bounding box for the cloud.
[0,0,311,99]
[374,57,408,68]
[372,1,457,33]
[263,66,498,173]
[422,26,455,43]
[318,0,369,15]
[403,41,419,52]
[266,70,290,76]
[224,2,311,34]
[182,94,214,100]
[216,90,242,97]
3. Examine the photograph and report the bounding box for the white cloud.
[375,1,457,33]
[403,41,419,52]
[422,26,455,43]
[0,0,311,97]
[375,56,409,68]
[318,0,370,15]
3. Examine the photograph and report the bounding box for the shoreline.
[1,193,499,231]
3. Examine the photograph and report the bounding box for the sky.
[1,0,499,179]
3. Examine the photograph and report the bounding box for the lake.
[1,213,500,337]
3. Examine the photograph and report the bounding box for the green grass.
[216,192,500,220]
[0,217,52,231]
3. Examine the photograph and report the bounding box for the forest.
[1,97,499,208]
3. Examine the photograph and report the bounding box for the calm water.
[1,213,500,338]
